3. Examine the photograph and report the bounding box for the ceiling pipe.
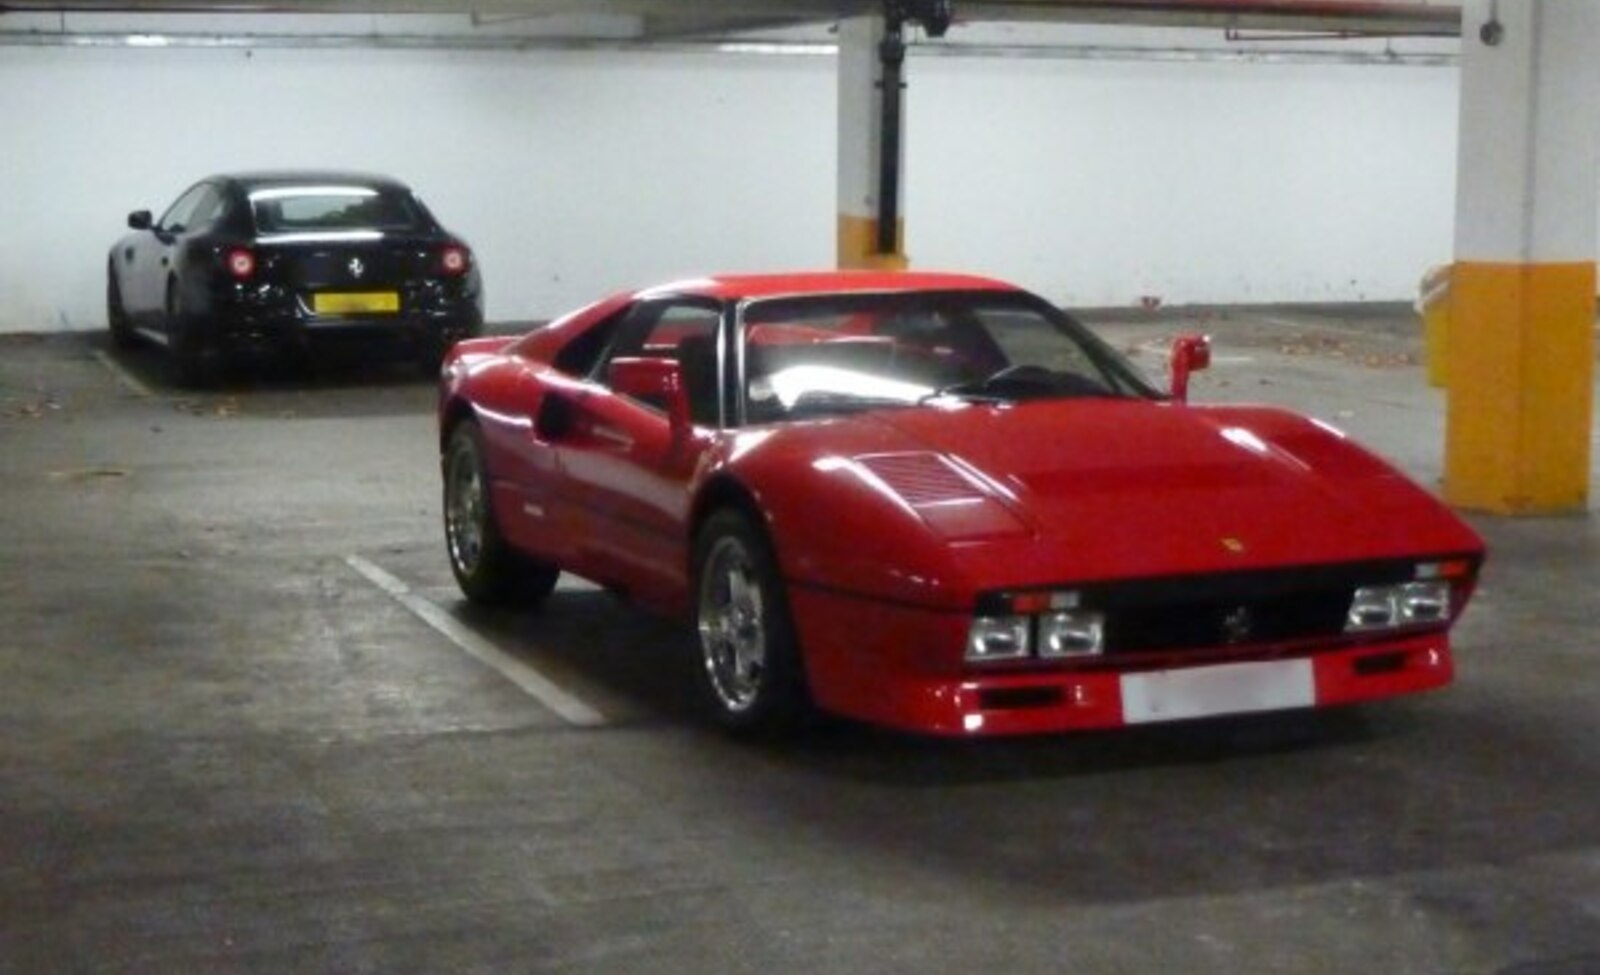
[0,0,1465,37]
[0,27,1457,65]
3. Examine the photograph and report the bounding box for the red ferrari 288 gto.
[437,272,1484,737]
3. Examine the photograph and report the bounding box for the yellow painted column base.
[1444,261,1595,514]
[837,214,907,271]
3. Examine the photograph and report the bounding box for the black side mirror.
[128,210,153,231]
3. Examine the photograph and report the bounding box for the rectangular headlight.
[966,615,1031,663]
[1347,579,1452,633]
[1397,580,1450,624]
[1346,586,1397,632]
[1038,610,1105,658]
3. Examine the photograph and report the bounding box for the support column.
[836,15,907,270]
[1446,0,1599,513]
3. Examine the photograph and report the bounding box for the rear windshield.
[249,185,428,234]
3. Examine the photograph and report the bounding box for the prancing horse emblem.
[348,257,365,279]
[1221,606,1254,645]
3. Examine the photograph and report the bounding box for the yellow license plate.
[313,291,400,315]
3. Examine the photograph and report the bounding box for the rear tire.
[691,509,809,735]
[166,280,216,388]
[106,268,137,350]
[443,420,560,606]
[417,344,448,380]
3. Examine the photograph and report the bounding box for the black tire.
[417,344,448,380]
[166,280,215,388]
[443,420,560,606]
[106,267,137,350]
[691,509,809,734]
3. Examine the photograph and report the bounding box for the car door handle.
[590,425,634,449]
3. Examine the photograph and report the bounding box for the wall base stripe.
[837,214,907,271]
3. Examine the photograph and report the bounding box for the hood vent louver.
[858,453,987,507]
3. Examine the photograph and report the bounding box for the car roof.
[212,171,412,193]
[637,271,1021,302]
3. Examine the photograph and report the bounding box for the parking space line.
[92,350,155,398]
[344,555,609,727]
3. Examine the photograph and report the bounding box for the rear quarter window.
[552,312,624,376]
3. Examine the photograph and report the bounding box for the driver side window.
[185,187,226,231]
[158,183,210,234]
[597,299,724,425]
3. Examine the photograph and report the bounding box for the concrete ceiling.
[0,1,1464,38]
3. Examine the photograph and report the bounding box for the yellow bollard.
[1417,264,1451,389]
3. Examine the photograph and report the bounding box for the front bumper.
[789,585,1455,737]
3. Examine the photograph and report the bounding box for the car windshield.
[249,184,427,234]
[739,290,1159,423]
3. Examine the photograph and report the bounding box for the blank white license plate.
[1120,658,1315,724]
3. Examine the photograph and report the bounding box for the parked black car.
[107,171,484,384]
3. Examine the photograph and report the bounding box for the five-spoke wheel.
[693,510,807,733]
[443,420,559,606]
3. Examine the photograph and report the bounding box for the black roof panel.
[216,170,412,193]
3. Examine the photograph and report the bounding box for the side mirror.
[128,210,153,231]
[608,357,691,432]
[1168,334,1211,404]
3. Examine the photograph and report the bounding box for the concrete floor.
[2,309,1598,975]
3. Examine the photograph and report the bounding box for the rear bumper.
[789,585,1455,737]
[205,284,483,360]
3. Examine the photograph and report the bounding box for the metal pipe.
[923,40,1455,65]
[0,28,1459,66]
[876,17,906,256]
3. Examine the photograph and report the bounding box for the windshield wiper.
[785,391,917,417]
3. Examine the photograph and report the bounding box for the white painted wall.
[910,55,1458,307]
[0,26,1458,332]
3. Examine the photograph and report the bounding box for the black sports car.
[107,171,484,384]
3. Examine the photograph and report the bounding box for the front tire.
[692,509,809,734]
[443,420,559,606]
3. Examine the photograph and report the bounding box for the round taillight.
[440,246,469,275]
[226,248,256,280]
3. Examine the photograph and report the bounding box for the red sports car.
[437,272,1484,736]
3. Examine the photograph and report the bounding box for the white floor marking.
[344,554,609,727]
[92,350,154,398]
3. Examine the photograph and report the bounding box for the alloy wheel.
[697,535,768,713]
[445,441,486,576]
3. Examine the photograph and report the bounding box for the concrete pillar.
[836,15,907,270]
[1446,0,1599,513]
